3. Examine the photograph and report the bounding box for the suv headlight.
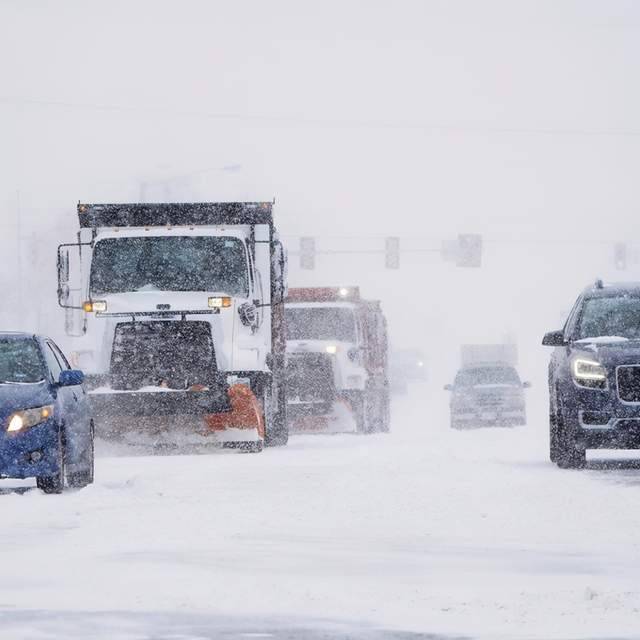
[7,405,54,433]
[572,358,607,388]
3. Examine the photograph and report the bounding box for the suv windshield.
[577,296,640,340]
[90,236,249,296]
[455,367,520,387]
[0,339,46,384]
[286,307,357,342]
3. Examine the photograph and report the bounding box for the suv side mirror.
[443,384,453,391]
[59,370,85,387]
[522,381,532,389]
[542,330,566,347]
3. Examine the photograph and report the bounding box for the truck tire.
[264,378,289,447]
[370,386,390,433]
[379,389,391,433]
[353,390,376,434]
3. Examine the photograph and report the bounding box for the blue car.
[0,332,94,493]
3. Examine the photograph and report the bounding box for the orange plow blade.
[204,383,265,438]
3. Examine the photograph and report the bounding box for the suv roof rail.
[594,278,604,289]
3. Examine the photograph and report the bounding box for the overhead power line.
[1,96,640,138]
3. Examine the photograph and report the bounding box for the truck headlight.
[325,345,338,354]
[208,296,232,309]
[83,300,107,313]
[7,405,54,433]
[572,358,607,387]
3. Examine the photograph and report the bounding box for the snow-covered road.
[2,385,640,639]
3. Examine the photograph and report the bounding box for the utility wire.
[2,96,640,138]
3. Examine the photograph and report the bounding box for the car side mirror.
[522,381,532,389]
[542,330,566,347]
[59,369,85,387]
[444,384,453,391]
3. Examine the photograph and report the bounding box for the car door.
[41,339,73,432]
[47,340,91,445]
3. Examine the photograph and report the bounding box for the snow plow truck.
[56,202,288,452]
[285,286,390,433]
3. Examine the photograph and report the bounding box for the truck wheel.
[353,391,374,434]
[378,389,391,433]
[37,429,66,494]
[264,381,289,447]
[556,415,586,469]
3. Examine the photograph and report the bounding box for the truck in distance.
[285,286,390,434]
[56,202,288,452]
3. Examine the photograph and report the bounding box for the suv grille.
[617,365,640,403]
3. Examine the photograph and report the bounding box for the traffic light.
[614,243,627,270]
[457,234,482,268]
[300,237,316,270]
[385,237,400,269]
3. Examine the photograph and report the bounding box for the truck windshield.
[90,236,249,296]
[455,367,520,387]
[286,307,356,342]
[0,339,46,384]
[577,296,640,340]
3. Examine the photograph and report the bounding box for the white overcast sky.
[1,0,638,239]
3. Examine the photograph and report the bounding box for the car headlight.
[572,358,607,387]
[325,345,338,355]
[6,405,54,433]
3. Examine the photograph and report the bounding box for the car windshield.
[576,296,640,340]
[90,236,249,296]
[286,307,357,342]
[455,367,520,387]
[0,339,46,384]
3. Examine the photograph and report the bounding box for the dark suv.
[543,281,640,468]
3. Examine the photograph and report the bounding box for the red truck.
[284,286,390,433]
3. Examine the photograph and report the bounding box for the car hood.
[0,382,53,418]
[570,339,640,367]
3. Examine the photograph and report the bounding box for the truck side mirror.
[542,330,566,347]
[57,241,92,310]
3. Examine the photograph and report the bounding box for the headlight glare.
[6,405,54,433]
[572,358,606,382]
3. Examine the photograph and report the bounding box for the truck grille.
[286,353,334,402]
[110,321,216,390]
[617,366,640,403]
